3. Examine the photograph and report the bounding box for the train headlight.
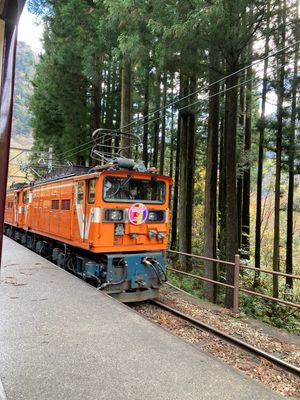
[147,210,165,222]
[114,224,125,236]
[157,232,166,240]
[148,230,157,239]
[104,209,124,222]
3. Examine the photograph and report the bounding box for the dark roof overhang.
[0,0,26,267]
[0,0,25,24]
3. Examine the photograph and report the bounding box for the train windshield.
[103,176,166,204]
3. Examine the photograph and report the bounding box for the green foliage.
[30,0,102,163]
[167,270,204,298]
[240,295,300,335]
[13,41,36,137]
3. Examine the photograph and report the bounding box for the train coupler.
[142,256,167,284]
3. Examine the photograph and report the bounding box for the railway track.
[146,299,300,378]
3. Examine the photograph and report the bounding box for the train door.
[13,192,18,225]
[72,179,98,243]
[72,180,86,242]
[18,190,25,227]
[84,178,97,242]
[23,190,30,229]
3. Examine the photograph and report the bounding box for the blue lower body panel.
[70,250,166,301]
[106,251,166,290]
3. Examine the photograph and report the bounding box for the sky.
[18,5,44,53]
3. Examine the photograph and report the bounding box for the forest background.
[11,0,300,333]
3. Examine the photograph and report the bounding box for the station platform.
[0,237,283,400]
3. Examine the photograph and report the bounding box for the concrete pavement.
[0,237,283,400]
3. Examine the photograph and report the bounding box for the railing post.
[233,254,240,314]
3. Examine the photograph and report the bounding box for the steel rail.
[150,299,300,377]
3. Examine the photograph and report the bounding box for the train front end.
[84,170,172,302]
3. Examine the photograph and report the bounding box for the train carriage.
[4,161,173,302]
[5,183,27,234]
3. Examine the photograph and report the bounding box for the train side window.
[76,181,84,205]
[61,199,70,210]
[23,191,29,204]
[51,200,59,210]
[88,179,96,204]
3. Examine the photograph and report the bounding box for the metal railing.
[167,249,300,313]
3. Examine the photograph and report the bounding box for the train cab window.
[51,200,59,210]
[76,181,84,205]
[88,179,96,204]
[103,176,166,204]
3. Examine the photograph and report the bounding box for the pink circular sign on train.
[128,203,148,225]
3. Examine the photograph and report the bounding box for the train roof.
[8,159,172,192]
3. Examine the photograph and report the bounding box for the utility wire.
[46,38,300,162]
[61,74,261,160]
[130,76,259,135]
[56,140,95,157]
[127,45,298,135]
[60,143,94,160]
[120,38,300,133]
[56,61,271,159]
[9,150,25,163]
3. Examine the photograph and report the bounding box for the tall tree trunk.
[178,74,189,268]
[241,48,253,259]
[178,73,196,271]
[106,61,115,129]
[254,17,270,288]
[113,62,121,131]
[92,67,102,131]
[101,67,108,127]
[171,110,181,250]
[169,77,175,179]
[286,6,299,290]
[204,51,220,303]
[218,82,226,261]
[159,74,167,175]
[273,2,286,299]
[224,72,239,308]
[171,74,183,250]
[152,74,161,168]
[237,76,245,250]
[185,77,196,256]
[169,77,175,213]
[103,62,114,155]
[143,67,150,167]
[120,61,131,158]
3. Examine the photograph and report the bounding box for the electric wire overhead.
[120,38,300,133]
[31,38,300,163]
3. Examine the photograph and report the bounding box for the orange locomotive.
[4,160,172,301]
